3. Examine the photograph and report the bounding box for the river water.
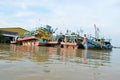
[0,44,120,80]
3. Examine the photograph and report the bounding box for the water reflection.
[80,49,111,66]
[0,44,112,67]
[0,44,114,80]
[9,44,49,62]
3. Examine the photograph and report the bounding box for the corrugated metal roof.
[0,27,29,36]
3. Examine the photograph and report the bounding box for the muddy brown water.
[0,44,120,80]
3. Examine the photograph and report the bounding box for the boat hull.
[18,36,48,46]
[82,43,112,50]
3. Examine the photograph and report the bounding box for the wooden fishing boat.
[18,25,54,46]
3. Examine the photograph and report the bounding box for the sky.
[0,0,120,46]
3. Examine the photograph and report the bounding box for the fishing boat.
[18,25,54,46]
[62,24,113,50]
[81,24,112,50]
[82,34,112,50]
[54,32,84,49]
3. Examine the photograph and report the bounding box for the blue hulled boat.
[82,34,112,50]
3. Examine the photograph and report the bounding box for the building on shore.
[0,27,29,43]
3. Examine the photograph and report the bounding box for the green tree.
[71,32,76,35]
[0,31,6,43]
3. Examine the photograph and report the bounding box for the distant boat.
[18,25,54,46]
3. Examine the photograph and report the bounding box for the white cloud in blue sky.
[0,0,120,46]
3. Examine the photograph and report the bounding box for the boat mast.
[94,24,97,39]
[94,24,99,39]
